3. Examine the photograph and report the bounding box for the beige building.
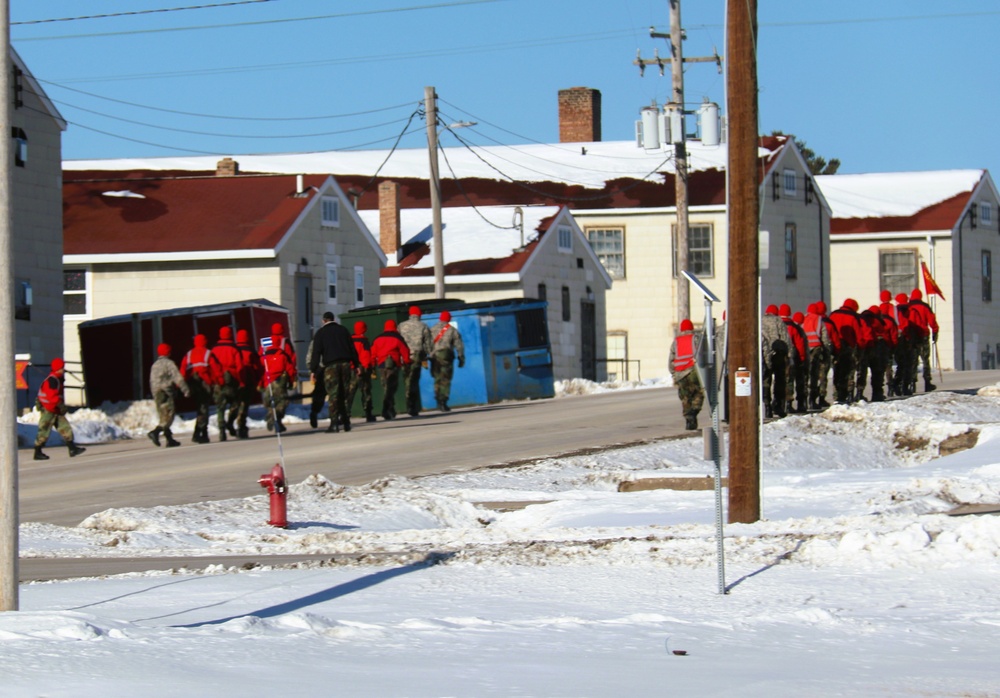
[12,48,67,378]
[819,170,1000,371]
[363,200,611,381]
[62,166,385,402]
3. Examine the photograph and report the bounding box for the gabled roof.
[63,172,384,264]
[817,170,990,236]
[12,47,66,131]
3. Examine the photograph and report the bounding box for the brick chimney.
[558,87,602,143]
[216,157,239,176]
[378,180,401,258]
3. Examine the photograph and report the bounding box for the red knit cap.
[219,326,232,340]
[764,304,779,316]
[354,321,367,335]
[409,306,421,316]
[384,319,397,331]
[880,289,891,303]
[194,334,208,347]
[679,319,694,332]
[157,343,171,357]
[51,357,65,372]
[895,293,908,304]
[910,288,922,301]
[778,303,791,318]
[236,329,250,344]
[271,323,284,335]
[440,311,451,322]
[793,312,805,324]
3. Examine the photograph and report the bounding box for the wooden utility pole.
[0,0,18,611]
[725,0,761,524]
[635,1,721,325]
[424,86,445,299]
[669,0,690,323]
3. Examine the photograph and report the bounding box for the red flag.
[921,262,946,300]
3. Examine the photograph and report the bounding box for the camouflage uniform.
[398,314,433,416]
[802,308,834,408]
[33,363,86,460]
[429,318,465,411]
[761,313,791,418]
[148,354,190,447]
[669,325,705,430]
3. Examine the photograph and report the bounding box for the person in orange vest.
[212,326,244,441]
[346,320,376,423]
[669,318,705,430]
[180,333,223,444]
[260,324,297,433]
[233,329,262,439]
[829,299,863,403]
[33,358,86,461]
[371,319,411,421]
[802,302,836,409]
[906,288,939,392]
[780,304,809,413]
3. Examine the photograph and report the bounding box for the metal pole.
[425,86,445,299]
[703,297,726,594]
[0,0,19,612]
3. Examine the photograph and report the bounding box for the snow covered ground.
[5,383,1000,697]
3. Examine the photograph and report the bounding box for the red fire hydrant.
[258,463,288,528]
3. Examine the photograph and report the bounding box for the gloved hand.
[458,358,465,368]
[932,331,938,343]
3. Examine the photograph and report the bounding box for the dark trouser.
[323,361,353,427]
[378,360,401,419]
[310,377,327,419]
[347,367,373,417]
[214,373,239,433]
[403,360,424,415]
[808,346,831,405]
[893,337,914,395]
[762,349,788,417]
[189,376,214,431]
[833,346,858,403]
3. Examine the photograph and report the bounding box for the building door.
[294,274,313,374]
[580,299,596,381]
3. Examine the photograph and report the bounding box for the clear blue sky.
[11,0,1000,178]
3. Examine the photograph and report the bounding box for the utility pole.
[635,0,721,325]
[0,0,18,611]
[726,0,761,524]
[424,86,445,299]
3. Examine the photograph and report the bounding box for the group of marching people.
[762,288,939,419]
[146,306,465,447]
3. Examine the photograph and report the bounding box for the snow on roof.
[816,170,983,220]
[359,204,558,268]
[65,139,747,190]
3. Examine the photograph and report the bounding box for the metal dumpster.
[419,298,554,409]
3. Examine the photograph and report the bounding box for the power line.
[13,1,278,25]
[14,0,513,42]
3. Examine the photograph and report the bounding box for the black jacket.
[309,321,358,373]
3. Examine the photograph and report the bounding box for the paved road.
[19,386,685,527]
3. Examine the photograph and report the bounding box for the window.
[63,268,89,317]
[557,226,573,252]
[321,196,340,227]
[11,127,26,168]
[981,202,993,226]
[537,282,547,302]
[783,169,797,195]
[561,286,571,321]
[784,223,797,279]
[878,249,917,298]
[671,223,714,277]
[587,227,625,278]
[354,266,364,306]
[983,250,992,302]
[325,264,338,303]
[15,278,31,321]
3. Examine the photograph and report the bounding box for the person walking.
[780,305,809,413]
[761,304,792,418]
[232,329,262,439]
[892,293,917,396]
[398,305,433,417]
[859,305,890,402]
[829,299,863,404]
[802,302,836,409]
[212,326,243,441]
[906,288,939,392]
[33,358,86,461]
[429,311,465,412]
[180,334,222,444]
[879,302,900,398]
[309,311,359,433]
[371,319,411,420]
[346,321,376,423]
[669,319,705,430]
[304,327,326,429]
[260,324,297,433]
[147,343,191,448]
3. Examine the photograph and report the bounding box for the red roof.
[63,172,330,255]
[830,192,972,236]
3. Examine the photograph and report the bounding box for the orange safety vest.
[37,373,63,413]
[672,332,697,373]
[802,313,823,348]
[184,347,217,384]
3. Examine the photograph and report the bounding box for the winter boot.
[67,443,86,458]
[309,411,319,429]
[925,380,936,392]
[225,415,237,437]
[218,423,227,442]
[764,402,773,419]
[441,399,450,412]
[147,427,162,447]
[342,419,351,432]
[325,421,340,433]
[365,410,377,423]
[684,415,698,431]
[33,446,49,461]
[275,420,287,434]
[164,428,181,448]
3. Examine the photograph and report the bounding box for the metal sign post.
[683,271,726,595]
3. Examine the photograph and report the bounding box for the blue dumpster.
[420,298,554,408]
